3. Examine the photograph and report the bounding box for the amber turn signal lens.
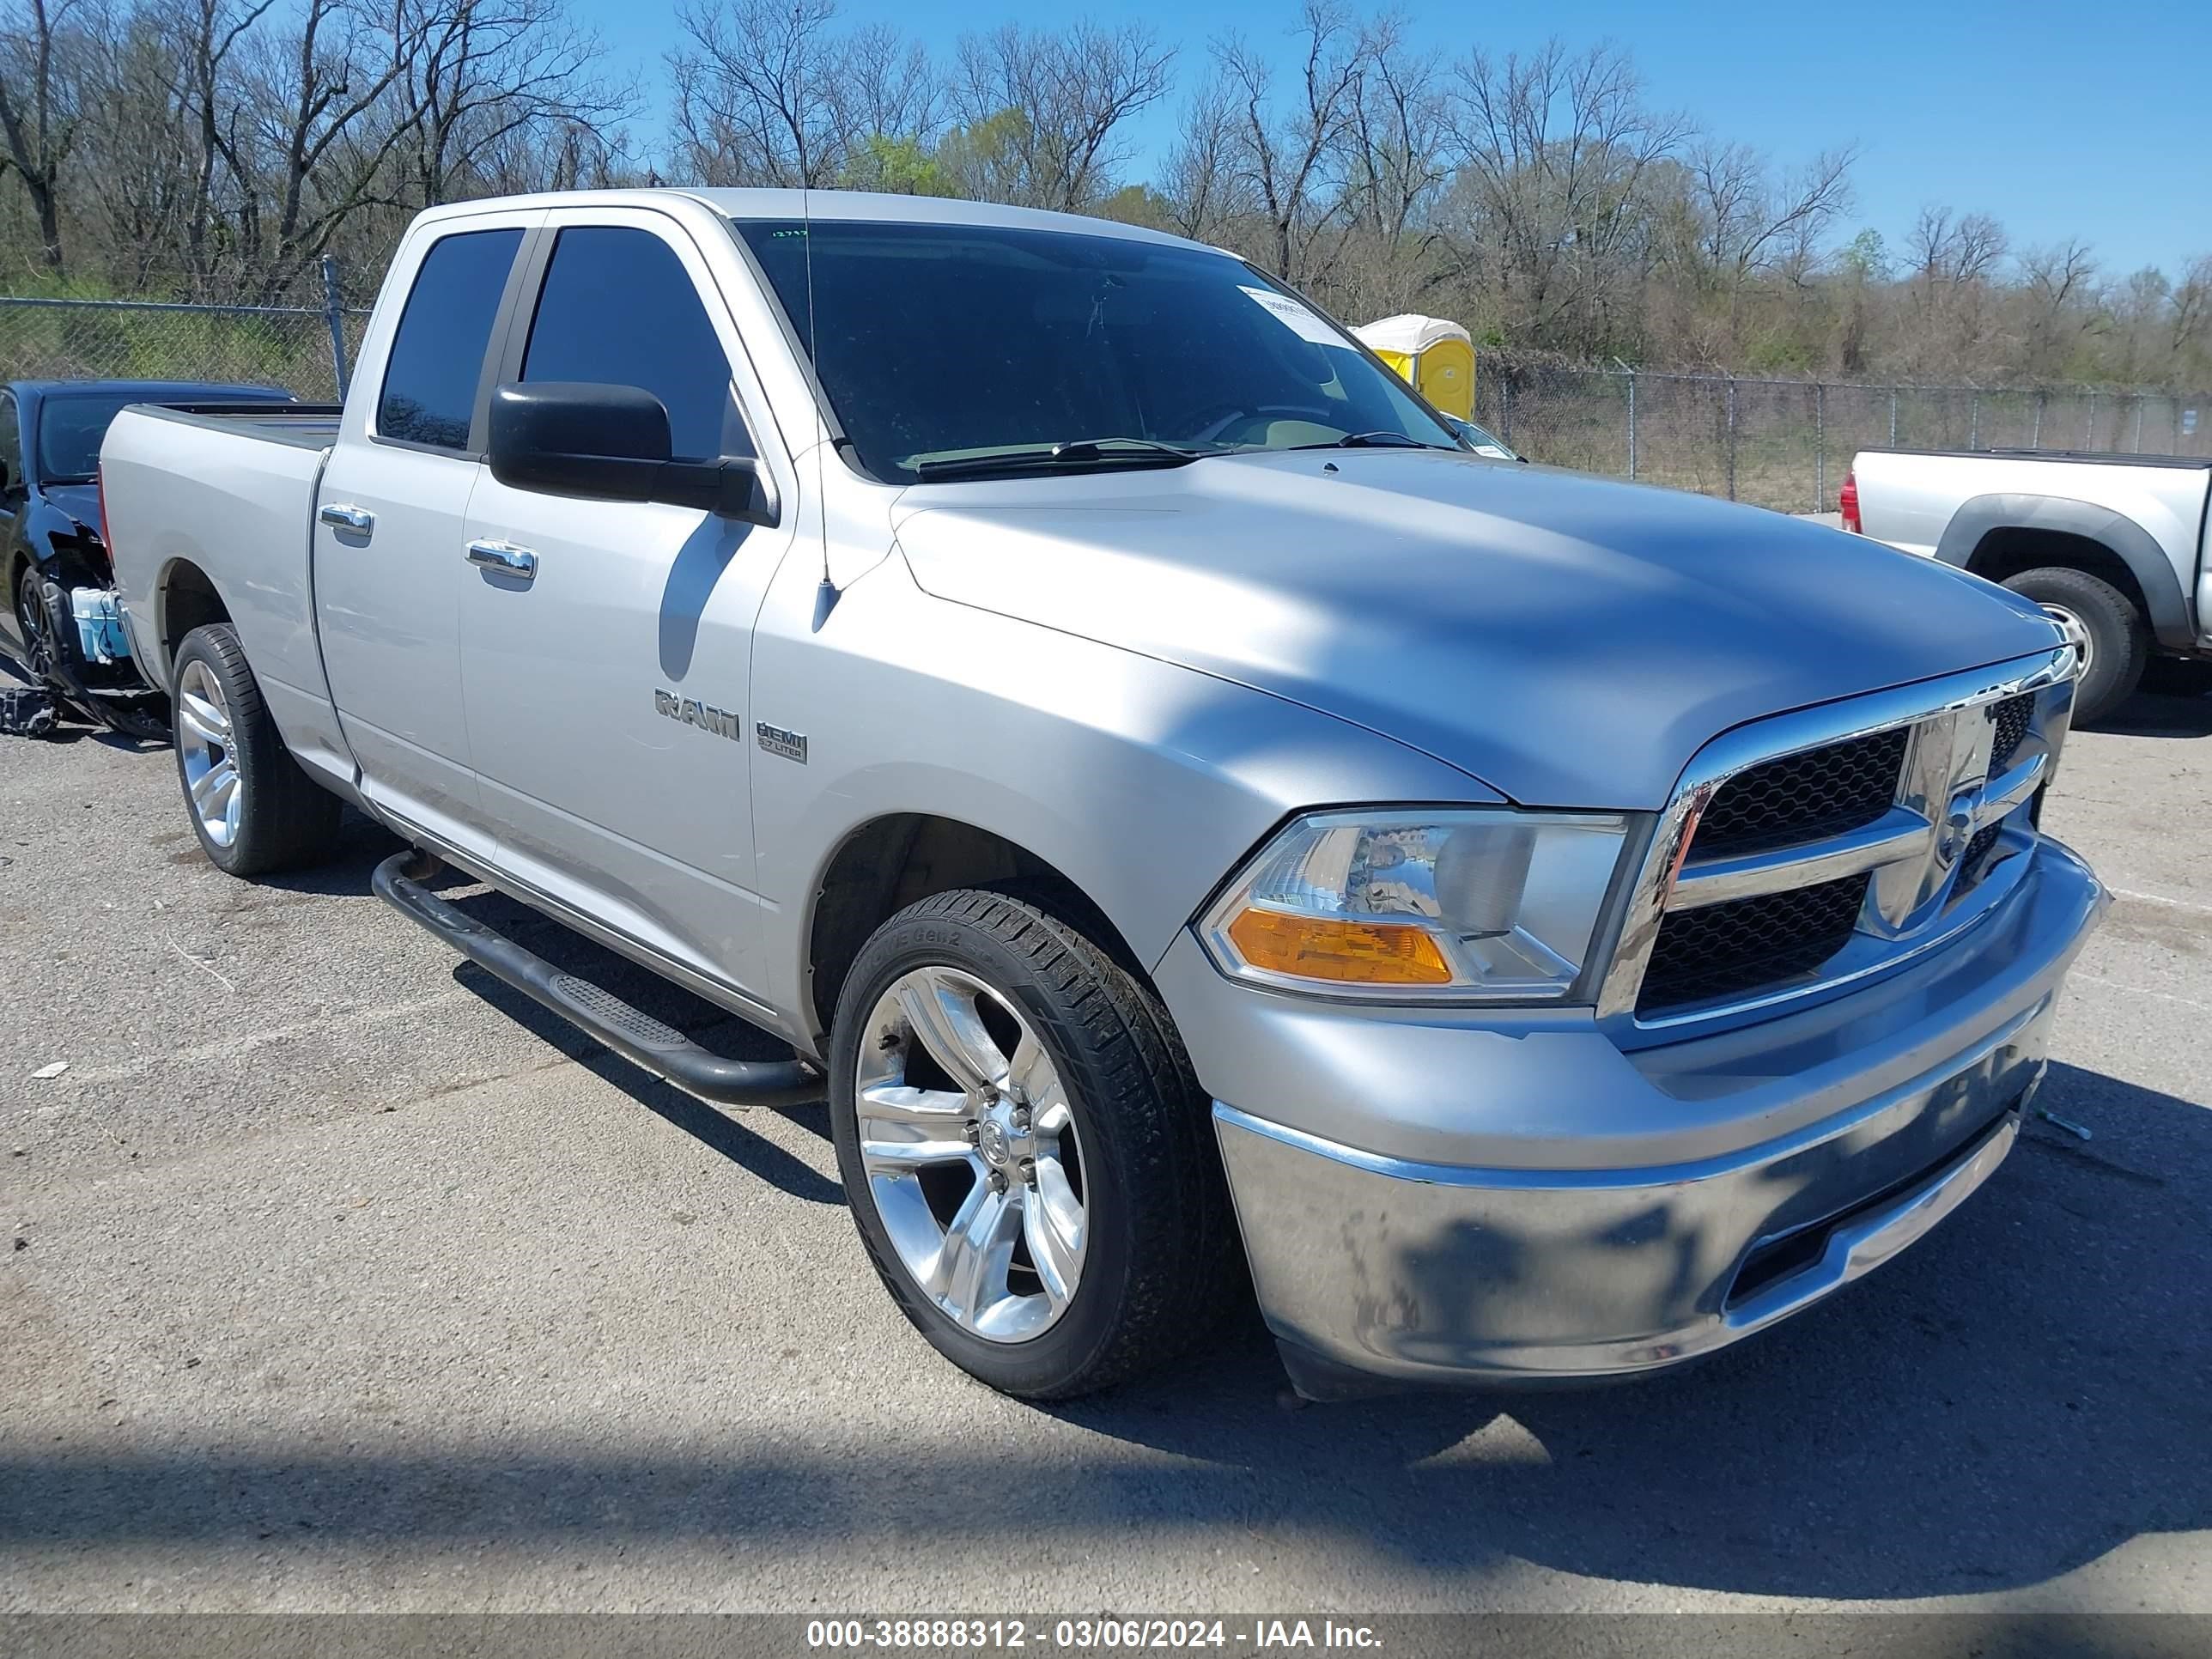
[1224,907,1453,985]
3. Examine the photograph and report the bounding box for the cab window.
[521,226,750,461]
[377,228,523,451]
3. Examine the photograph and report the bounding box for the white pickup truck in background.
[1844,447,2212,720]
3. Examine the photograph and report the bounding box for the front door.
[459,207,799,997]
[313,215,535,860]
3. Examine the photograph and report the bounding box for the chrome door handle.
[319,502,374,533]
[466,539,538,580]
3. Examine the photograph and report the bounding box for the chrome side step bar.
[371,849,823,1109]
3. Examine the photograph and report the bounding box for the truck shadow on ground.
[247,823,841,1198]
[425,866,842,1204]
[1052,1058,2209,1598]
[2083,675,2212,738]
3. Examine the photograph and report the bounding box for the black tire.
[171,623,343,877]
[12,560,57,686]
[2000,566,2148,724]
[829,889,1237,1399]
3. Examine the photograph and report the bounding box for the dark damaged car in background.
[1,379,296,738]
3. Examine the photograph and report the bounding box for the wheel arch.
[1936,492,2191,649]
[152,556,233,688]
[803,812,1152,1046]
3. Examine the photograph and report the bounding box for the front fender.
[747,549,1495,1033]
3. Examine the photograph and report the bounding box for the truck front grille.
[1638,873,1871,1015]
[1989,693,2034,772]
[1596,651,2077,1029]
[1693,726,1909,856]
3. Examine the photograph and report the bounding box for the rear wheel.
[2000,566,2147,724]
[172,623,343,876]
[828,890,1235,1399]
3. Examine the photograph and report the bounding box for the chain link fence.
[1,276,2207,514]
[0,258,367,403]
[1474,356,2212,514]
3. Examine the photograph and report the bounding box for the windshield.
[35,391,283,483]
[35,395,147,483]
[732,218,1458,483]
[1443,413,1518,460]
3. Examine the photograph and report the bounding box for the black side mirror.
[487,382,778,526]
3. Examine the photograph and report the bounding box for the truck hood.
[891,449,2061,809]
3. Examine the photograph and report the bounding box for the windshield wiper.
[913,438,1201,482]
[1285,430,1454,453]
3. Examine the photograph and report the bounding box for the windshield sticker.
[1239,286,1341,347]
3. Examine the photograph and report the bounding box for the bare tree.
[1156,72,1243,244]
[69,2,197,285]
[403,0,632,207]
[1334,8,1454,313]
[0,0,88,271]
[1209,3,1363,286]
[671,0,843,187]
[1665,137,1855,355]
[2017,236,2102,379]
[229,0,418,295]
[2171,253,2212,374]
[1448,40,1687,354]
[946,21,1171,211]
[1899,205,2011,375]
[830,21,936,152]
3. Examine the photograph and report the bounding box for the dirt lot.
[2,659,2207,1616]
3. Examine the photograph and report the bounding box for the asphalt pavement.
[2,657,2207,1616]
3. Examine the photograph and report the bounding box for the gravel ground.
[1,656,2207,1617]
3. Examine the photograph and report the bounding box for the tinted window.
[523,227,745,460]
[378,228,522,450]
[733,219,1455,484]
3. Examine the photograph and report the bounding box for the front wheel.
[2000,566,2147,724]
[171,623,343,876]
[828,890,1236,1399]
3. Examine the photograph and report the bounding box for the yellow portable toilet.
[1352,314,1475,418]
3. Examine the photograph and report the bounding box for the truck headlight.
[1199,809,1631,1002]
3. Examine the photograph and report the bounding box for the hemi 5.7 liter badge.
[756,721,808,763]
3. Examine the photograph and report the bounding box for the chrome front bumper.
[1166,838,2106,1393]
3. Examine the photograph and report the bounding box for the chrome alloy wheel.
[2042,603,2094,681]
[175,659,242,847]
[854,966,1088,1342]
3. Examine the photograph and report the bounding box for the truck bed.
[1850,444,2212,562]
[124,401,344,451]
[1859,445,2211,471]
[101,400,337,724]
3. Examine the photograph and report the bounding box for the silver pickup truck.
[100,190,2106,1401]
[1846,447,2212,721]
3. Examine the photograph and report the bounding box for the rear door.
[313,210,539,858]
[458,205,799,997]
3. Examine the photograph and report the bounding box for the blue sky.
[572,0,2212,279]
